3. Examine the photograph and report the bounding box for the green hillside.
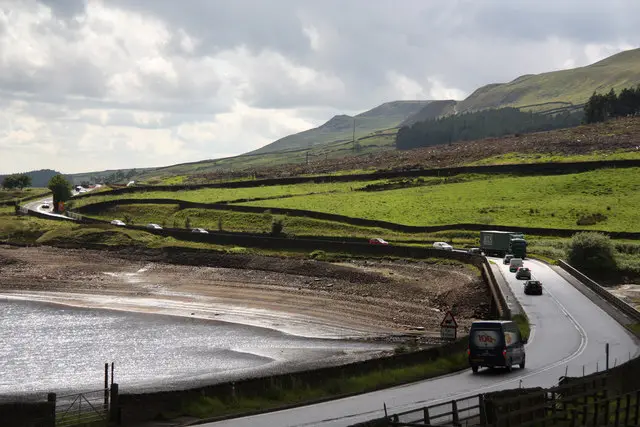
[456,48,640,113]
[249,100,430,155]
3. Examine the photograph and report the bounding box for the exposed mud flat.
[0,245,491,338]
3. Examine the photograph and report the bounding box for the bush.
[271,217,285,237]
[567,232,617,272]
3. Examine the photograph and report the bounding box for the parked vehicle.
[191,228,209,234]
[110,220,126,226]
[369,238,389,245]
[480,230,527,258]
[468,320,526,373]
[433,241,453,251]
[503,254,514,265]
[509,258,524,272]
[524,280,543,295]
[146,223,163,230]
[515,267,532,280]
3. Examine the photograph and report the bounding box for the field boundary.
[72,198,640,239]
[0,190,52,207]
[70,159,640,200]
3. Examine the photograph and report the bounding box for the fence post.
[479,394,487,425]
[104,363,109,410]
[624,394,631,426]
[423,406,430,424]
[451,400,459,426]
[47,393,56,427]
[606,343,610,371]
[615,396,621,427]
[109,383,120,424]
[635,390,640,425]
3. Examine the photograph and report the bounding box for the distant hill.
[455,47,640,114]
[133,47,640,183]
[400,100,458,127]
[0,169,62,188]
[249,100,430,155]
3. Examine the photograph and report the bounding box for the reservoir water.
[0,299,390,401]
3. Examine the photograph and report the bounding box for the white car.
[110,220,126,226]
[146,223,163,230]
[433,241,453,251]
[191,228,209,234]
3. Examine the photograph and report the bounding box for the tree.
[47,174,72,213]
[567,232,617,274]
[1,175,17,189]
[15,174,31,190]
[1,174,31,190]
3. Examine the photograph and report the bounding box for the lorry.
[480,230,527,258]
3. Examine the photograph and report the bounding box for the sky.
[1,0,639,174]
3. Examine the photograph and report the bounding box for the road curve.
[200,257,639,427]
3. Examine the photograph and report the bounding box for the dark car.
[515,267,532,280]
[503,254,514,265]
[468,320,526,373]
[524,280,543,295]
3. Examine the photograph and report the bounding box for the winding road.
[199,257,640,427]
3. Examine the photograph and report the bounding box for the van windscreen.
[471,329,501,348]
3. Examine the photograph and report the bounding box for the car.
[41,203,50,210]
[433,241,453,251]
[191,228,209,234]
[468,320,526,373]
[524,280,543,295]
[110,220,126,226]
[467,247,483,255]
[515,267,532,280]
[146,223,163,230]
[503,254,514,265]
[369,238,389,245]
[509,258,524,272]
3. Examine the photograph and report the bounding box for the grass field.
[237,168,640,232]
[73,179,389,207]
[0,188,49,202]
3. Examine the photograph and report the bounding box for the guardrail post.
[451,399,459,426]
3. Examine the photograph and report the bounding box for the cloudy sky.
[1,0,638,174]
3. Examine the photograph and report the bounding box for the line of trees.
[584,85,640,124]
[1,174,32,190]
[395,107,583,150]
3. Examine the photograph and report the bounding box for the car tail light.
[502,348,507,358]
[467,348,470,356]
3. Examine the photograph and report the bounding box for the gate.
[55,388,110,427]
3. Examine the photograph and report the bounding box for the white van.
[509,258,524,273]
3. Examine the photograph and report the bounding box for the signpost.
[440,311,458,340]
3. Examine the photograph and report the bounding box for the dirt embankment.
[0,245,490,337]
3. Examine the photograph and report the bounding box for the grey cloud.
[37,0,87,20]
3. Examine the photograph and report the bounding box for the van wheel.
[471,365,479,374]
[520,358,526,369]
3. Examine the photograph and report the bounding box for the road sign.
[440,311,458,340]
